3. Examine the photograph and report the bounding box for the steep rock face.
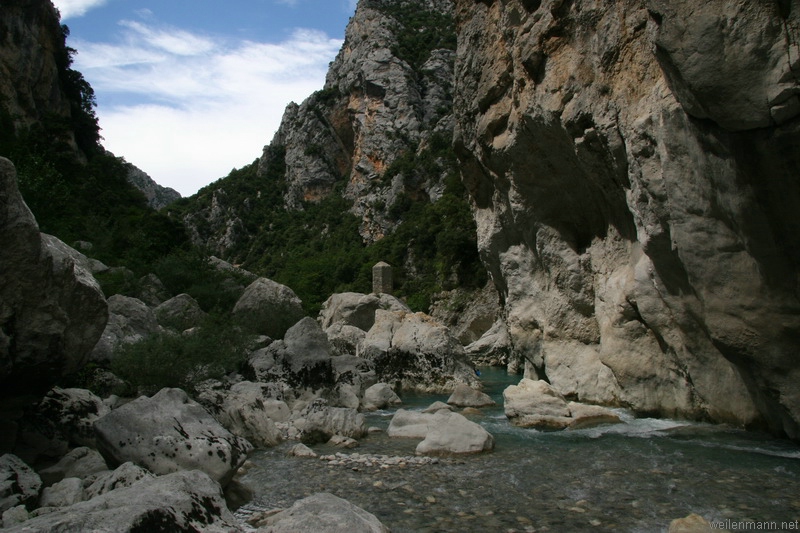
[453,0,800,437]
[187,0,457,251]
[0,157,108,402]
[124,161,181,210]
[0,0,69,131]
[267,0,455,242]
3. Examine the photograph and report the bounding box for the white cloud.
[72,21,342,196]
[52,0,108,20]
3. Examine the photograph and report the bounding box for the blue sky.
[52,0,356,196]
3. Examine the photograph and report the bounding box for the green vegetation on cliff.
[0,22,188,275]
[172,133,486,314]
[374,0,457,69]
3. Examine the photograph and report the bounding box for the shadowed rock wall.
[453,0,800,438]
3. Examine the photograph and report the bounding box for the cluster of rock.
[0,381,400,531]
[0,383,250,530]
[316,452,441,469]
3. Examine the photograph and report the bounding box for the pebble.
[317,453,442,469]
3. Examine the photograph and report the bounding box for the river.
[236,367,800,532]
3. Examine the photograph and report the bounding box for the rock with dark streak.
[93,388,252,487]
[453,0,800,438]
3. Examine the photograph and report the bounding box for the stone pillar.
[372,261,392,295]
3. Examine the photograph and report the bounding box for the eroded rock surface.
[0,158,108,402]
[252,492,389,533]
[453,0,800,438]
[93,388,252,486]
[363,310,479,393]
[3,470,241,533]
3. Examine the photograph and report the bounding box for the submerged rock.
[447,383,495,408]
[251,492,389,533]
[669,513,715,533]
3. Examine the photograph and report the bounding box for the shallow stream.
[237,368,800,532]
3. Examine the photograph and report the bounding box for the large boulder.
[248,318,334,391]
[319,292,410,332]
[294,400,367,444]
[35,387,110,449]
[504,379,621,430]
[3,470,241,532]
[387,409,450,439]
[13,387,109,465]
[89,295,161,363]
[83,462,153,500]
[154,293,207,332]
[363,310,479,393]
[415,411,495,456]
[0,157,107,405]
[0,454,41,512]
[361,383,401,411]
[447,383,495,408]
[386,409,494,455]
[253,492,389,533]
[135,273,170,307]
[232,277,304,338]
[93,388,253,486]
[39,447,108,487]
[216,381,284,448]
[38,477,84,508]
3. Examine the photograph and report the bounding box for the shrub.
[110,314,253,396]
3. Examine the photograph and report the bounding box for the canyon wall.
[453,0,800,437]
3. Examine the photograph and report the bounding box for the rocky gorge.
[1,0,800,531]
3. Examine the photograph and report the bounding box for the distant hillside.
[171,0,485,313]
[124,160,181,210]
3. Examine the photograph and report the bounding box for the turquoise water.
[237,368,800,532]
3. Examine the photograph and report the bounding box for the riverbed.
[236,368,800,532]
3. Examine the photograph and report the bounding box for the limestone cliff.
[0,0,70,132]
[185,0,458,250]
[124,161,181,210]
[453,0,800,438]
